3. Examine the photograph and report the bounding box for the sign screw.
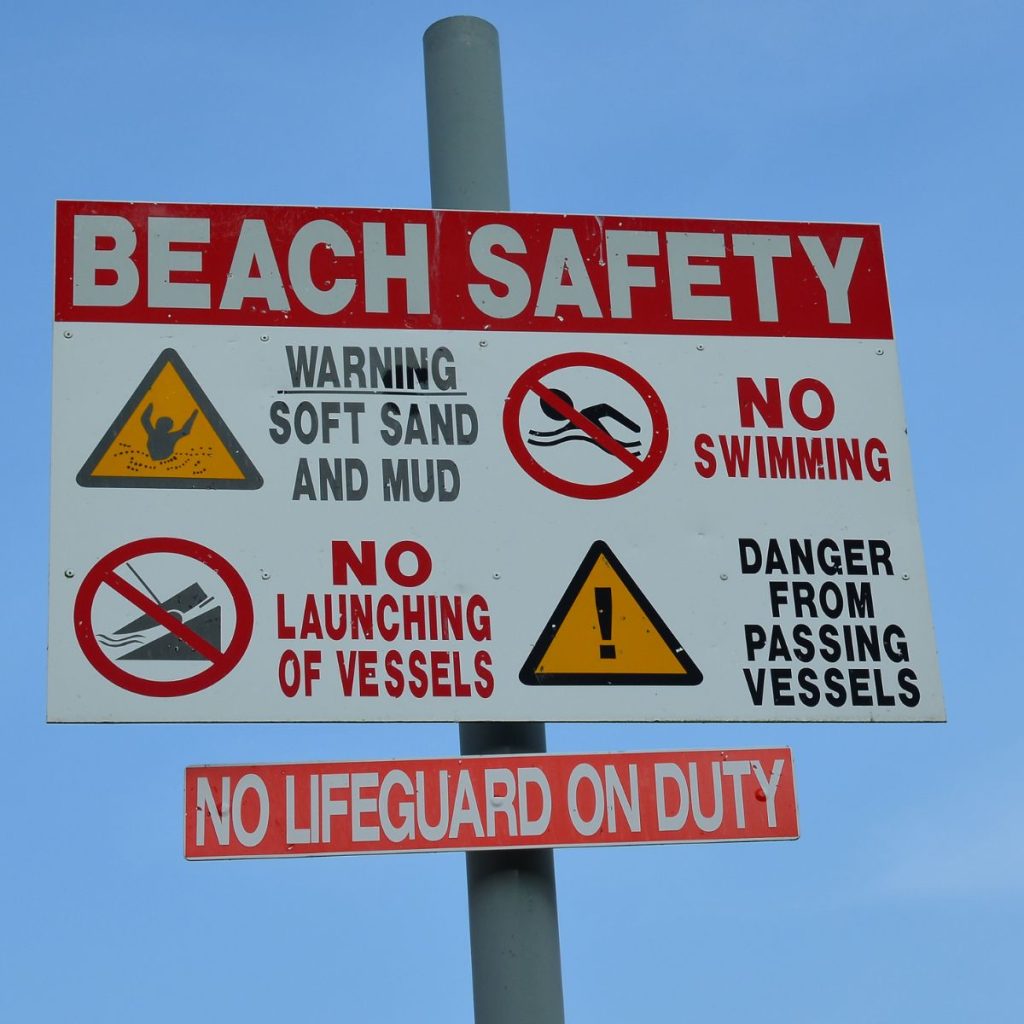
[479,339,488,347]
[696,344,704,351]
[260,334,269,342]
[64,569,74,578]
[63,330,72,339]
[719,573,728,580]
[492,572,501,579]
[901,573,910,580]
[261,570,271,580]
[876,348,884,355]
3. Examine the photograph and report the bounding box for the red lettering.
[789,378,835,431]
[384,540,432,587]
[276,594,295,639]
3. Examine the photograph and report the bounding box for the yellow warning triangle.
[520,541,702,685]
[77,349,262,490]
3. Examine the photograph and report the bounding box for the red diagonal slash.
[528,380,642,470]
[102,571,222,663]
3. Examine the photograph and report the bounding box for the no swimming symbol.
[503,353,668,499]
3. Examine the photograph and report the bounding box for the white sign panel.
[49,202,943,722]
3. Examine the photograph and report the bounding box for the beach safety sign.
[48,201,943,722]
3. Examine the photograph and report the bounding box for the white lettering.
[288,219,356,315]
[449,769,484,839]
[605,764,641,833]
[72,214,139,307]
[567,763,604,836]
[362,222,429,314]
[607,230,659,318]
[380,770,416,842]
[517,767,552,837]
[285,774,311,844]
[752,759,786,828]
[231,774,270,848]
[220,219,289,310]
[654,763,689,831]
[351,772,380,842]
[416,770,450,841]
[799,235,863,324]
[468,224,531,318]
[195,776,230,846]
[484,768,518,837]
[535,227,600,317]
[666,232,731,320]
[147,217,210,309]
[688,761,724,833]
[721,760,751,829]
[732,234,791,322]
[320,772,349,842]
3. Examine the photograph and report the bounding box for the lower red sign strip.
[185,748,797,859]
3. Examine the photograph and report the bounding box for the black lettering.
[380,402,402,445]
[286,345,316,387]
[738,538,762,573]
[744,624,767,660]
[744,668,766,705]
[874,668,896,706]
[898,668,920,707]
[824,667,846,707]
[797,667,820,706]
[771,668,794,705]
[869,539,894,575]
[849,668,872,706]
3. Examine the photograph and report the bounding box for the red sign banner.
[56,201,892,339]
[185,748,798,859]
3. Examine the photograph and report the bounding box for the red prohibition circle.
[503,352,669,499]
[73,537,254,698]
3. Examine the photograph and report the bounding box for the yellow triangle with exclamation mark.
[520,541,702,685]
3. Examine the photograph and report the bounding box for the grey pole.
[423,17,565,1024]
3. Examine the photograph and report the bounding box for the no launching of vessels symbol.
[97,561,221,662]
[74,537,254,698]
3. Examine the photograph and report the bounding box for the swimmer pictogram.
[527,389,643,453]
[77,349,262,489]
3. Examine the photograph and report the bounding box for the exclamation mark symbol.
[596,586,615,659]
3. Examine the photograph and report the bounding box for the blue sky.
[3,2,1022,1020]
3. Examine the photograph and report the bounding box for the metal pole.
[423,17,565,1024]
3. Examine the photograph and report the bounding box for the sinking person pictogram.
[77,349,262,489]
[97,562,221,662]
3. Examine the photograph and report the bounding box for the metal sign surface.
[49,201,943,722]
[185,748,799,859]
